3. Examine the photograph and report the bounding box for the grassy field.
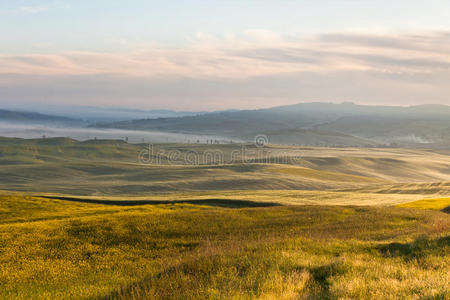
[2,137,450,196]
[0,193,448,300]
[1,137,450,299]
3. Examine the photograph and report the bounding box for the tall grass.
[0,194,448,299]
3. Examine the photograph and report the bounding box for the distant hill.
[0,109,81,125]
[2,105,209,123]
[92,102,450,147]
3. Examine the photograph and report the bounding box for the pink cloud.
[2,31,449,80]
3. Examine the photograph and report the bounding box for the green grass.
[0,194,448,299]
[397,197,450,210]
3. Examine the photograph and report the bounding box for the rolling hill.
[0,139,449,299]
[0,109,81,125]
[1,137,450,198]
[92,102,450,148]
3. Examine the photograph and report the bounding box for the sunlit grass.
[0,194,448,299]
[397,197,450,210]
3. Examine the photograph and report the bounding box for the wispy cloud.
[1,31,450,109]
[19,6,48,14]
[1,31,449,78]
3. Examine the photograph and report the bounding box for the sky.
[1,0,450,111]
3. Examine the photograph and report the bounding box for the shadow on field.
[100,260,349,300]
[442,206,450,214]
[299,261,349,300]
[40,196,281,208]
[378,235,450,262]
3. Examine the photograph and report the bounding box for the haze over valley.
[3,102,450,148]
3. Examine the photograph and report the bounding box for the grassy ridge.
[0,194,448,299]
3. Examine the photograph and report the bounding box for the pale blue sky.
[1,1,450,110]
[2,0,450,53]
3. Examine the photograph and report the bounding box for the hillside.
[1,139,449,299]
[92,103,450,148]
[0,109,81,125]
[1,137,450,197]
